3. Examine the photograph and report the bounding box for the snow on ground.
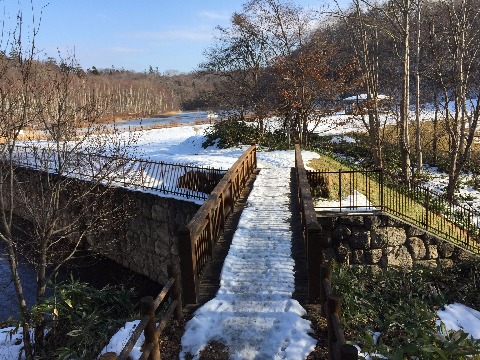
[314,190,376,212]
[437,303,480,340]
[6,117,480,359]
[0,327,30,360]
[98,321,144,359]
[180,166,316,360]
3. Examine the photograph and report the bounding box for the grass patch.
[306,154,480,254]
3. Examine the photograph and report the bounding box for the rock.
[371,227,407,247]
[424,234,438,245]
[349,229,371,249]
[455,248,476,261]
[154,240,170,255]
[426,245,438,259]
[406,226,425,237]
[365,249,383,264]
[386,246,413,267]
[414,260,437,268]
[336,243,351,264]
[352,249,365,264]
[438,259,454,268]
[365,216,381,230]
[437,241,455,258]
[152,204,166,221]
[332,225,351,243]
[317,216,336,231]
[340,216,364,226]
[407,237,426,260]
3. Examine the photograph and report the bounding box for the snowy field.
[2,117,479,359]
[310,111,480,218]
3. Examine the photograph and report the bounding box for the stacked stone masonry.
[98,188,200,285]
[4,167,200,286]
[317,213,475,268]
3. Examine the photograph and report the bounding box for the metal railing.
[307,168,480,254]
[5,145,226,201]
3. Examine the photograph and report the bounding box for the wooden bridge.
[8,143,479,359]
[93,142,478,360]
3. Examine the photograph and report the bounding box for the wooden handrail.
[99,264,182,360]
[295,142,357,360]
[178,145,257,304]
[322,264,358,360]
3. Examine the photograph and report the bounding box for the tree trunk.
[414,0,422,180]
[399,0,412,186]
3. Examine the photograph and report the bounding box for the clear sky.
[2,0,343,74]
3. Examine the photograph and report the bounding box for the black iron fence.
[307,169,480,254]
[4,145,226,201]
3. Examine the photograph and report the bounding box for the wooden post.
[307,222,322,304]
[229,179,235,213]
[320,263,332,317]
[99,353,118,360]
[327,296,341,360]
[340,344,359,360]
[168,263,183,320]
[177,225,197,304]
[141,296,160,360]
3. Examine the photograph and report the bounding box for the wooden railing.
[178,145,257,304]
[295,143,358,360]
[320,263,358,360]
[294,142,323,303]
[99,264,182,360]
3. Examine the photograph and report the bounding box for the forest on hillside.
[1,0,479,198]
[197,0,480,201]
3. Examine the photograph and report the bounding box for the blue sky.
[2,0,342,74]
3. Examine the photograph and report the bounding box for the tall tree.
[428,0,480,200]
[0,6,135,357]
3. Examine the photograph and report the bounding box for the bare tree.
[428,0,480,200]
[335,0,386,168]
[0,5,136,358]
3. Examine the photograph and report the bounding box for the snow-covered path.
[180,166,316,360]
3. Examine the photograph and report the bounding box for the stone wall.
[95,188,200,284]
[317,212,475,268]
[3,167,201,285]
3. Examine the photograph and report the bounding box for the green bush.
[202,115,289,150]
[202,117,260,149]
[33,276,136,359]
[332,262,480,359]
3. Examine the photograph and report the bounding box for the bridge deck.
[191,168,308,308]
[181,166,314,359]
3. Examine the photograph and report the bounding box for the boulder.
[407,237,426,260]
[386,246,413,267]
[371,227,407,247]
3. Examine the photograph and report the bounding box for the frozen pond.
[108,111,219,131]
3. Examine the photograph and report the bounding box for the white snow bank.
[437,303,480,340]
[98,321,144,359]
[0,327,29,360]
[315,190,376,212]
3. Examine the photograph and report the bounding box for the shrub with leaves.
[202,115,289,150]
[32,276,136,359]
[332,261,480,359]
[202,117,260,148]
